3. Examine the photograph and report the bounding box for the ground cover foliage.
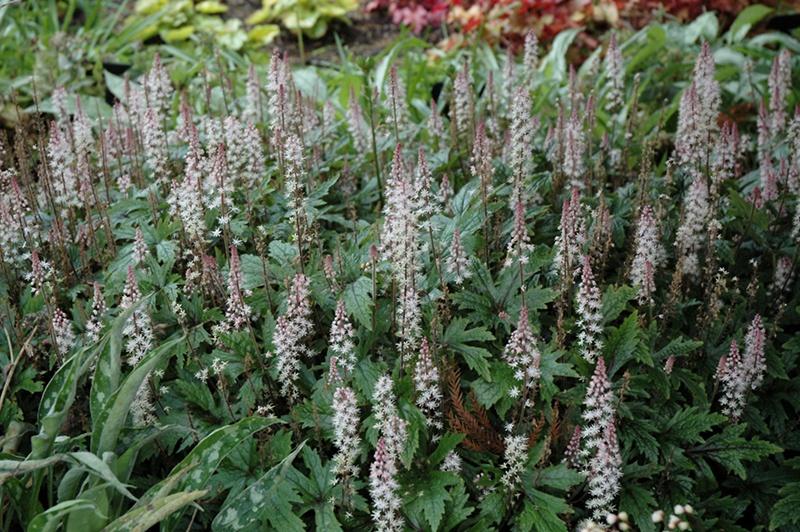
[1,8,800,532]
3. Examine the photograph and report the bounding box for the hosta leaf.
[212,442,305,531]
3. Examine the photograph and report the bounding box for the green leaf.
[532,463,584,491]
[702,424,781,479]
[654,337,704,361]
[1,452,135,501]
[405,471,458,531]
[90,307,134,433]
[100,490,207,531]
[160,416,279,493]
[770,482,800,530]
[619,484,658,532]
[517,499,567,532]
[442,480,473,531]
[727,4,773,43]
[314,502,342,532]
[519,489,570,532]
[212,442,305,531]
[32,342,99,460]
[67,452,137,501]
[28,500,104,532]
[684,12,719,43]
[344,276,373,331]
[443,319,495,381]
[92,334,186,455]
[539,349,579,401]
[607,312,648,375]
[540,28,580,83]
[601,285,636,325]
[666,407,724,444]
[0,455,63,482]
[429,433,465,466]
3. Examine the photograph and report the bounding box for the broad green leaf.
[0,455,62,482]
[607,312,648,375]
[28,499,104,532]
[665,407,724,444]
[212,442,305,531]
[442,480,473,531]
[727,4,773,43]
[68,452,137,501]
[90,307,135,425]
[684,12,719,44]
[654,337,704,361]
[344,276,373,331]
[517,499,567,532]
[153,416,280,494]
[92,334,186,455]
[0,452,134,500]
[101,490,206,531]
[540,28,580,83]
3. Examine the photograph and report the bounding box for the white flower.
[501,434,528,491]
[332,386,361,482]
[273,274,314,401]
[413,339,442,432]
[576,256,603,362]
[121,266,153,366]
[52,308,75,358]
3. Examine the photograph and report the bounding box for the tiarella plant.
[1,7,800,532]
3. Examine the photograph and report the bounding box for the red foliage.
[368,0,766,46]
[366,0,450,33]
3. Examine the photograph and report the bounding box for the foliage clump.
[1,9,800,532]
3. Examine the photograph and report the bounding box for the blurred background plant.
[247,0,359,40]
[125,0,280,49]
[0,0,159,125]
